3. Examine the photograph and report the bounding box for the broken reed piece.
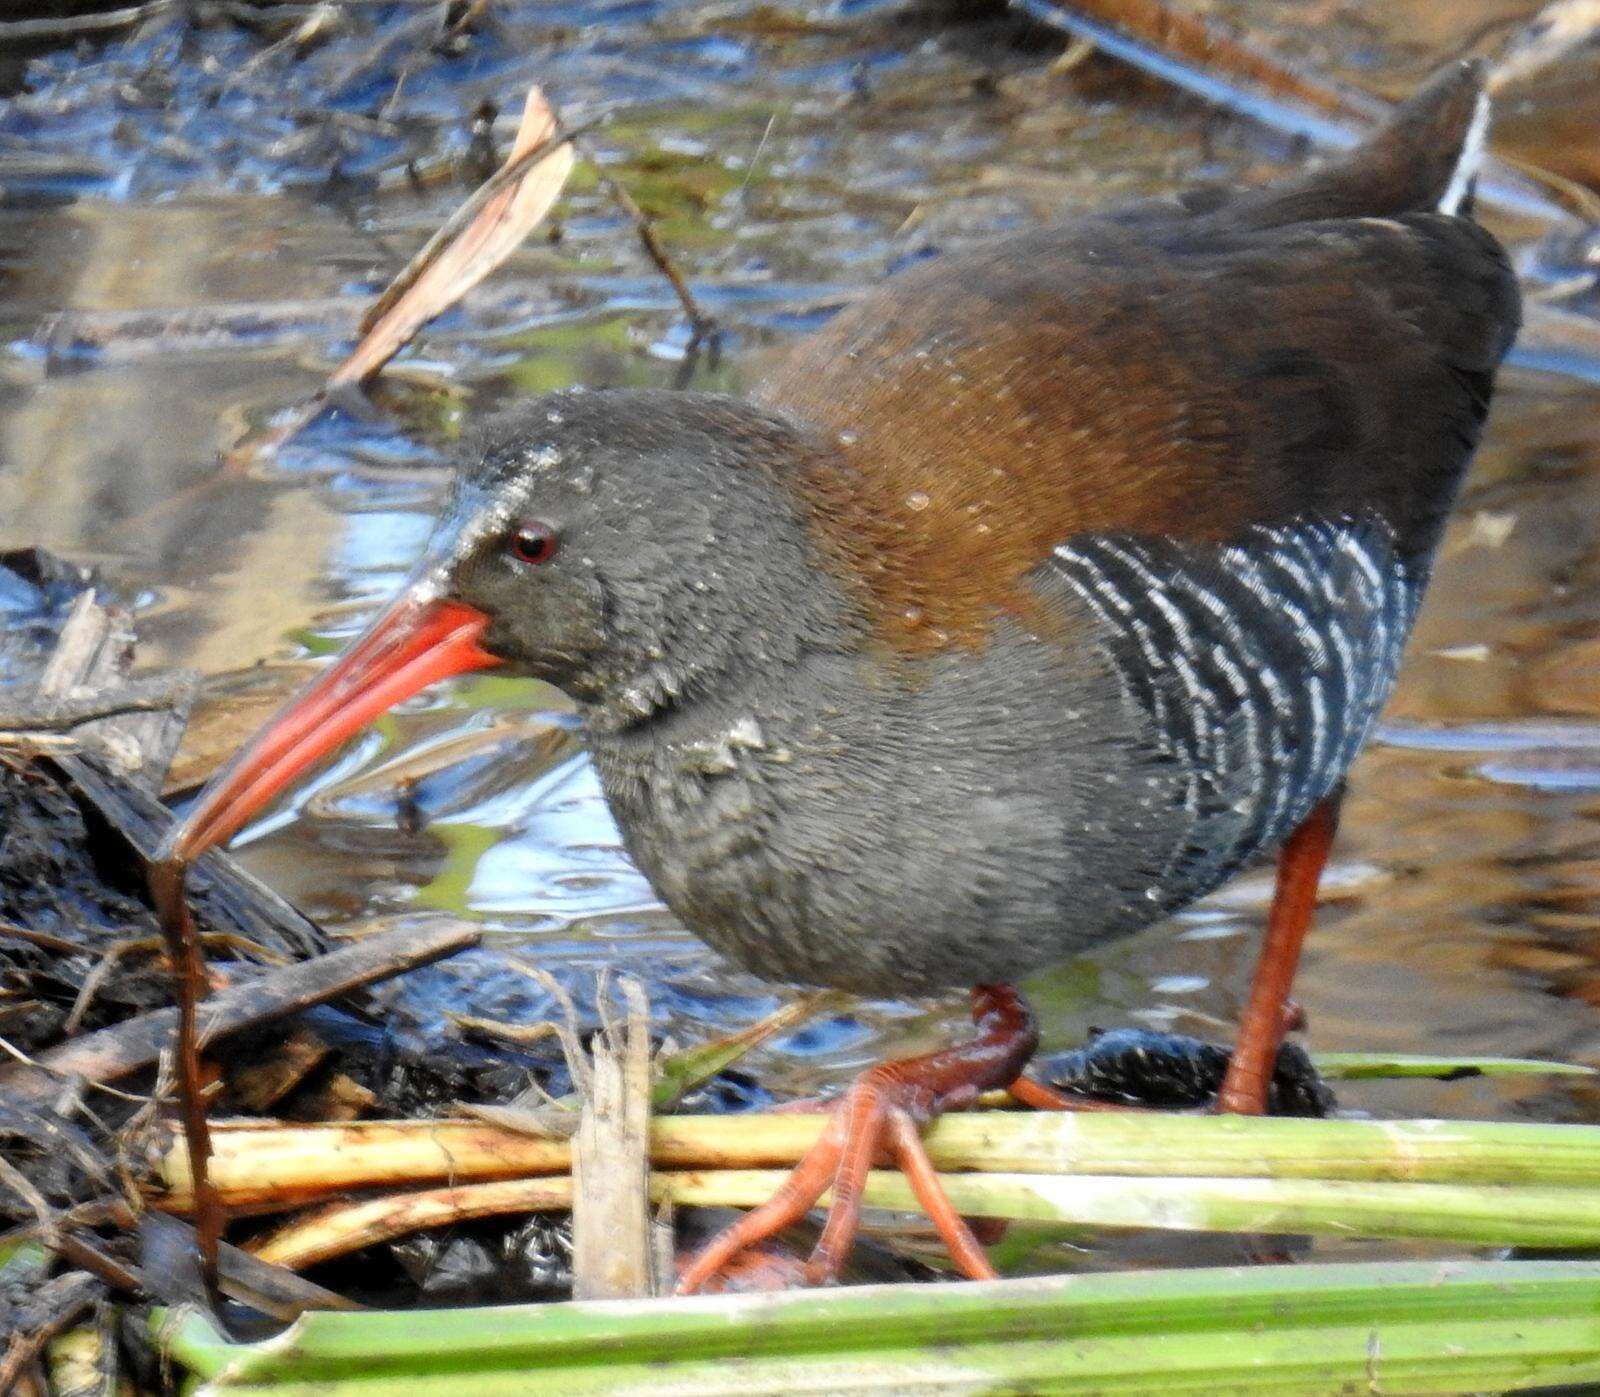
[569,978,660,1299]
[252,1177,577,1271]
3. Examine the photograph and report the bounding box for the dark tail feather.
[1178,61,1490,232]
[1232,60,1488,225]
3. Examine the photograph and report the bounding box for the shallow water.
[4,0,1600,1274]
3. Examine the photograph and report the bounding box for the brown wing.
[754,65,1519,657]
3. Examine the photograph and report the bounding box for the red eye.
[511,523,559,566]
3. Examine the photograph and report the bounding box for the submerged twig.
[220,3,343,93]
[580,142,717,341]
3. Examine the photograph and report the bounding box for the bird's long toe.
[678,1065,1007,1292]
[675,1129,841,1294]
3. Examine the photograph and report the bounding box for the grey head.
[420,387,865,729]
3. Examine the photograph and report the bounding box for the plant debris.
[1034,1026,1336,1116]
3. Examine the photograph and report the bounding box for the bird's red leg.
[1216,791,1343,1116]
[676,983,1037,1293]
[882,1108,998,1279]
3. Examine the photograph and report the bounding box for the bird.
[159,60,1520,1292]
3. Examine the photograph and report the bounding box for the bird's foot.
[675,983,1038,1294]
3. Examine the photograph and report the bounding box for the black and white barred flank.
[1048,515,1418,904]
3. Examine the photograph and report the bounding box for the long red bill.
[162,594,502,863]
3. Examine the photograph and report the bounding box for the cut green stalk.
[909,1112,1600,1186]
[253,1164,1600,1270]
[667,1167,1600,1248]
[156,1260,1600,1395]
[155,1112,1600,1209]
[1312,1051,1597,1079]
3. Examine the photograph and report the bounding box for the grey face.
[419,387,858,723]
[429,436,615,695]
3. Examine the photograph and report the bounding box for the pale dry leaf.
[1490,0,1600,93]
[330,86,575,388]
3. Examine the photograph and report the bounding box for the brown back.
[755,63,1519,655]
